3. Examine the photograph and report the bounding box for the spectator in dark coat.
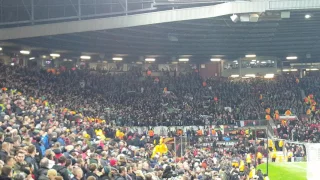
[36,158,50,180]
[52,156,70,180]
[0,165,12,180]
[0,142,10,162]
[25,145,39,173]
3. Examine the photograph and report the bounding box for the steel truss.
[0,0,156,27]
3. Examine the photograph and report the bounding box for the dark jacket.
[0,150,8,162]
[38,175,50,180]
[98,174,110,180]
[25,155,39,172]
[128,173,136,180]
[36,167,49,180]
[0,175,11,180]
[13,161,31,175]
[162,168,174,179]
[114,175,126,180]
[85,171,100,180]
[52,164,70,180]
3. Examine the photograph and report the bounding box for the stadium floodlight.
[145,58,156,62]
[112,57,123,61]
[80,55,91,60]
[286,56,297,60]
[178,58,189,62]
[264,74,274,78]
[50,53,60,57]
[29,57,35,60]
[246,54,256,58]
[230,74,239,78]
[245,74,255,78]
[305,14,311,19]
[211,58,221,62]
[230,14,239,23]
[20,50,30,55]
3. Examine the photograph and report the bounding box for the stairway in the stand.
[267,118,278,139]
[301,89,306,99]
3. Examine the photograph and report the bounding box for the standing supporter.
[52,156,70,180]
[0,165,13,180]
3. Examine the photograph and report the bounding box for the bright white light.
[112,57,123,61]
[10,63,14,66]
[311,68,319,71]
[233,60,238,62]
[20,50,30,55]
[264,74,274,78]
[178,58,189,62]
[251,60,256,62]
[210,58,221,62]
[261,61,267,64]
[42,55,47,58]
[283,69,297,72]
[305,14,311,19]
[286,56,298,60]
[145,58,156,62]
[230,14,239,22]
[250,62,255,64]
[230,74,239,78]
[246,54,256,58]
[50,53,60,57]
[245,74,256,77]
[0,47,2,51]
[80,56,91,60]
[29,57,35,60]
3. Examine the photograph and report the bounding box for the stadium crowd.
[0,62,317,179]
[0,64,308,126]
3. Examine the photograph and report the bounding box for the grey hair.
[13,173,26,180]
[40,157,49,168]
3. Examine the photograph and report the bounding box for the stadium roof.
[1,0,320,62]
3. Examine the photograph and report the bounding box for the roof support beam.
[0,0,319,40]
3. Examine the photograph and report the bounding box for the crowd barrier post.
[266,126,269,175]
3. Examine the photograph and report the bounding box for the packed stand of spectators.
[1,62,319,179]
[0,80,270,179]
[0,63,309,127]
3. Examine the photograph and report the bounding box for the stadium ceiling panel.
[7,9,320,61]
[0,0,319,40]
